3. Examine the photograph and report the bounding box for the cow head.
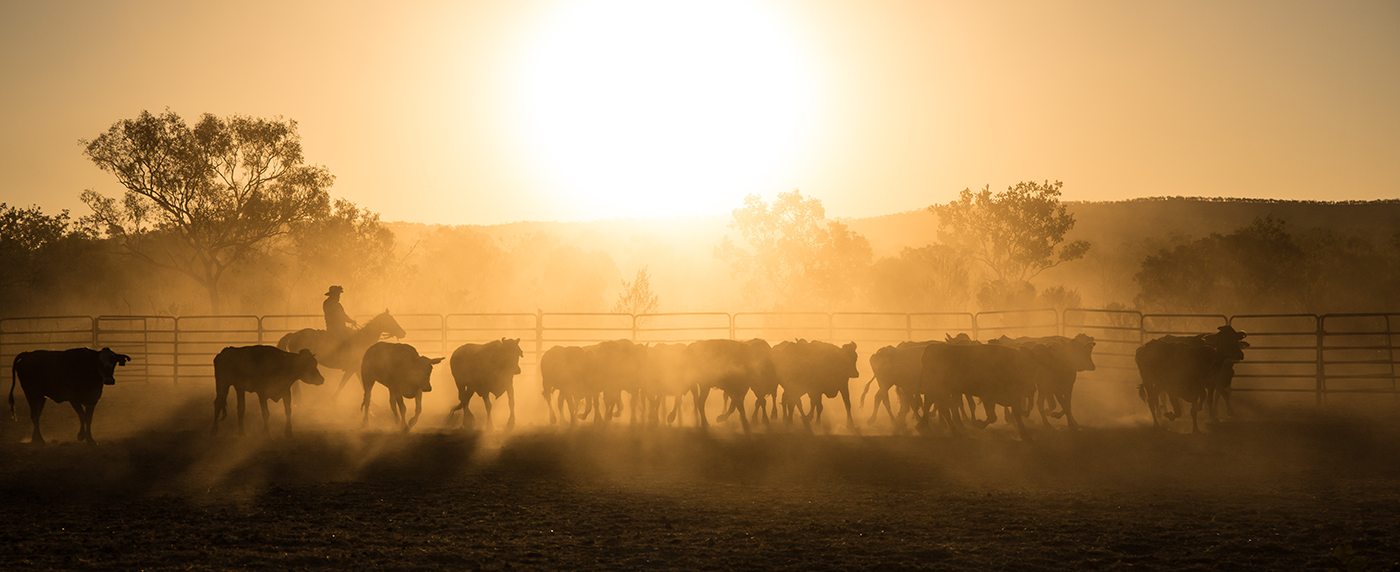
[945,332,974,345]
[841,342,859,379]
[413,356,446,394]
[503,338,524,374]
[296,349,326,386]
[1068,333,1097,372]
[1206,326,1249,361]
[97,347,132,385]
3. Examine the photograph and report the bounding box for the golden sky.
[2,0,1397,224]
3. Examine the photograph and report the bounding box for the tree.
[81,110,333,313]
[290,198,398,295]
[1134,217,1321,313]
[612,266,660,315]
[930,181,1090,283]
[1,204,96,314]
[867,244,970,312]
[715,190,872,310]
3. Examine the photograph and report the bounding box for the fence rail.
[2,310,1397,405]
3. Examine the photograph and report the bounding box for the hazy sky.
[2,0,1397,224]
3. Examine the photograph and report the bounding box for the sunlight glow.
[513,0,821,219]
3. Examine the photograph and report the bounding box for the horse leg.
[332,370,355,400]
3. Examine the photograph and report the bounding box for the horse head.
[365,310,408,339]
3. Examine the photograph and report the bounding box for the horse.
[277,310,408,398]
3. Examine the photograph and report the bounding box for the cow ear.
[429,357,445,365]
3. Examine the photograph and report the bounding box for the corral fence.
[2,310,1396,406]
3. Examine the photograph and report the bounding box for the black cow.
[640,342,695,426]
[772,340,860,431]
[9,347,132,444]
[449,338,524,431]
[360,342,444,431]
[213,345,325,437]
[988,334,1097,431]
[541,345,588,426]
[921,341,1038,441]
[687,338,777,433]
[1136,326,1248,433]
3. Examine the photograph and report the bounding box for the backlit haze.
[2,0,1398,224]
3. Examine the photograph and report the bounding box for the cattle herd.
[6,326,1256,445]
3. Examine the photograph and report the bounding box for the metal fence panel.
[1228,315,1320,400]
[975,309,1059,339]
[96,316,176,384]
[1064,309,1142,383]
[733,313,832,343]
[1319,314,1399,403]
[175,316,261,384]
[0,316,95,383]
[635,313,732,343]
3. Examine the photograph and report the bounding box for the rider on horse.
[323,285,359,346]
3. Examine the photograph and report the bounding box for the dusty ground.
[2,385,1398,570]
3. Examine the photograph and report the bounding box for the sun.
[512,0,821,219]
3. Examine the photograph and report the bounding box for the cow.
[541,345,589,426]
[9,347,131,444]
[988,334,1097,431]
[684,339,777,433]
[360,342,444,431]
[576,339,649,425]
[640,342,695,427]
[771,340,860,431]
[212,346,325,437]
[921,340,1038,441]
[448,338,524,431]
[1136,325,1248,433]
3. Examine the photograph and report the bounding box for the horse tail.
[859,375,878,407]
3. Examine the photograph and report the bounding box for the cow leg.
[483,392,496,431]
[839,388,856,431]
[1059,391,1081,431]
[695,386,711,429]
[1010,401,1034,442]
[25,396,46,444]
[236,390,247,436]
[71,402,88,443]
[408,396,423,431]
[1165,394,1183,421]
[971,400,995,430]
[259,396,272,435]
[284,392,295,438]
[213,380,231,436]
[1189,397,1203,434]
[505,387,516,431]
[964,394,980,423]
[460,393,476,429]
[1036,391,1055,429]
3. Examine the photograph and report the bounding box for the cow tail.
[8,363,16,422]
[859,375,877,408]
[1137,383,1147,403]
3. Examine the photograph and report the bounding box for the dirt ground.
[2,384,1399,571]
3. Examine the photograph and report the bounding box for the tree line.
[4,110,1398,318]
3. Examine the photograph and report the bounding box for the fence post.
[728,314,735,340]
[173,317,180,387]
[1316,317,1325,407]
[91,315,99,350]
[972,313,980,341]
[631,314,638,342]
[828,313,835,342]
[905,314,912,342]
